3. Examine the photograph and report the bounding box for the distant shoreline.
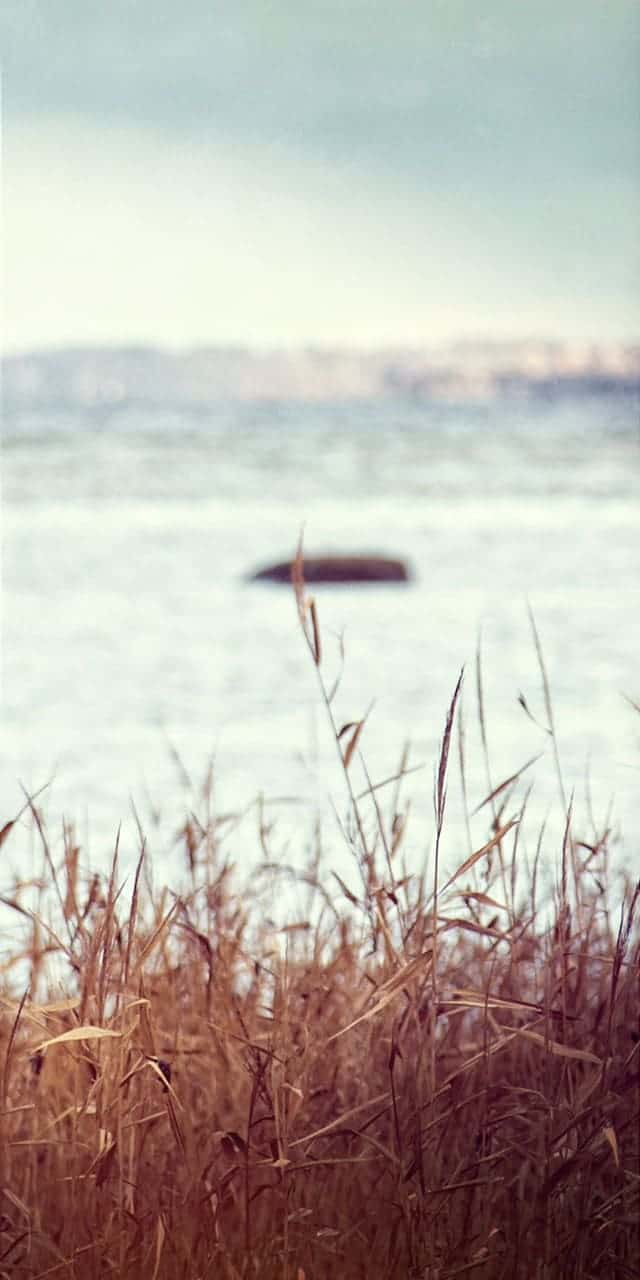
[4,340,640,410]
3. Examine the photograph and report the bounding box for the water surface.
[2,378,638,894]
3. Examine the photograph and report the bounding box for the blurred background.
[3,1,640,348]
[1,2,639,890]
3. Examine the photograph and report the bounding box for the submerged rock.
[249,555,411,584]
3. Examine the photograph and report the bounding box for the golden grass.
[0,574,638,1278]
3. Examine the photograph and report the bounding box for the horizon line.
[4,334,640,361]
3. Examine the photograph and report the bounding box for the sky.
[1,1,639,352]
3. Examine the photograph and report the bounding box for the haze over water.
[1,4,639,895]
[2,348,639,892]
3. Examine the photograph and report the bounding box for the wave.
[3,341,640,409]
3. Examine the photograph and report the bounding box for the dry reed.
[0,569,638,1279]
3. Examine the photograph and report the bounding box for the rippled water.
[2,390,638,891]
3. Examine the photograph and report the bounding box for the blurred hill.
[4,341,639,409]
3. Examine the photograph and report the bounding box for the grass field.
[1,570,638,1278]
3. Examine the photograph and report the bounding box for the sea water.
[1,358,638,903]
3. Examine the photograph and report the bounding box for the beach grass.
[0,571,638,1278]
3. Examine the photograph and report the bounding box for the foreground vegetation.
[1,574,638,1278]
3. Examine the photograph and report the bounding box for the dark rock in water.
[249,555,411,585]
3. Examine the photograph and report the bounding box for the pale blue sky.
[2,1,639,350]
